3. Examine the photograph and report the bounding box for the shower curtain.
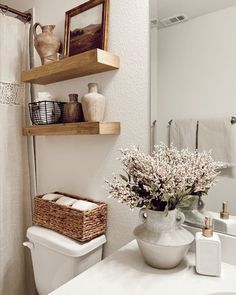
[0,14,35,295]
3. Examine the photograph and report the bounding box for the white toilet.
[23,226,106,295]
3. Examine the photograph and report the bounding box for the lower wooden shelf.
[23,122,120,136]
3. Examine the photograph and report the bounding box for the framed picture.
[64,0,109,57]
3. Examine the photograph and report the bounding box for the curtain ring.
[1,5,9,15]
[26,14,32,22]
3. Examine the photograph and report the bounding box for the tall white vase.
[134,209,194,269]
[81,83,105,122]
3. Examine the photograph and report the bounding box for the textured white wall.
[6,0,150,256]
[156,6,236,215]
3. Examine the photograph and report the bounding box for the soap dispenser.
[212,202,236,236]
[195,216,221,276]
[220,201,229,220]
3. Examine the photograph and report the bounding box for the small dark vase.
[63,94,84,123]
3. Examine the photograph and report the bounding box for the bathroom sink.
[50,241,236,295]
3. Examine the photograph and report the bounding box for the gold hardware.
[220,201,229,220]
[202,216,213,238]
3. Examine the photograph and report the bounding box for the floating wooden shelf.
[23,122,120,136]
[21,49,120,85]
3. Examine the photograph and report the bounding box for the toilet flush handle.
[23,241,34,250]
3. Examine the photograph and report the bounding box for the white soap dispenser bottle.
[195,216,221,276]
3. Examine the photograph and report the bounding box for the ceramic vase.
[33,22,61,65]
[81,83,105,122]
[63,94,84,123]
[134,209,194,269]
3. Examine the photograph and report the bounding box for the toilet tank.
[24,226,106,295]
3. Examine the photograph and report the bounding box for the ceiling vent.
[159,14,188,27]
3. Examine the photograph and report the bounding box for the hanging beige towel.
[169,119,198,151]
[198,118,236,167]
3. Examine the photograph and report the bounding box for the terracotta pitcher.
[33,23,61,65]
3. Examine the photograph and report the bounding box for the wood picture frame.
[64,0,109,57]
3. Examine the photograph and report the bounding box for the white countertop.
[50,240,236,295]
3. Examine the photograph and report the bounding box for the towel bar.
[168,117,236,125]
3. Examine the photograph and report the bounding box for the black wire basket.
[29,101,65,125]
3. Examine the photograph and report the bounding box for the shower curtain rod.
[0,4,31,22]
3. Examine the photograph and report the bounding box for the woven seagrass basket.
[33,192,107,242]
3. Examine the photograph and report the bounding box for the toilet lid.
[27,226,106,257]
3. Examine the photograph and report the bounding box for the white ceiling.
[150,0,236,21]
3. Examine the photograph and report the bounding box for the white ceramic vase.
[134,209,194,269]
[81,83,105,122]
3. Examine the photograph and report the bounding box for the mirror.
[150,0,236,236]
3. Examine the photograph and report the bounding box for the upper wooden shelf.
[23,122,120,136]
[21,49,120,85]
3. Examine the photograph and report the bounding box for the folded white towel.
[198,118,236,167]
[35,92,53,102]
[56,196,77,206]
[72,200,98,211]
[42,193,63,201]
[169,119,197,151]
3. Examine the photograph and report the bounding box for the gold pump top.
[202,216,213,238]
[220,201,229,220]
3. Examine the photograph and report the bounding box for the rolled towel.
[42,193,63,201]
[35,92,53,102]
[72,200,98,211]
[56,196,77,206]
[39,101,61,124]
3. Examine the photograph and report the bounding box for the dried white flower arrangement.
[105,143,221,212]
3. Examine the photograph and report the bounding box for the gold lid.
[220,201,229,220]
[202,216,213,238]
